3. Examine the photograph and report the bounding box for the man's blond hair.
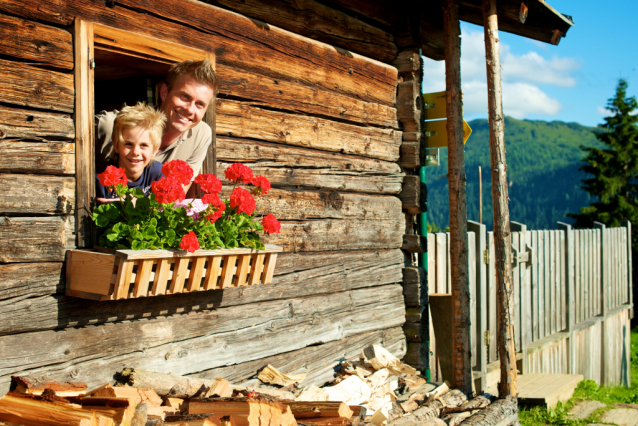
[112,102,166,151]
[165,58,218,93]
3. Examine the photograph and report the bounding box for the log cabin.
[0,0,573,395]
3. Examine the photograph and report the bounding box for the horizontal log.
[0,59,74,113]
[0,262,63,301]
[398,175,426,214]
[204,0,397,62]
[391,51,422,76]
[0,14,73,69]
[194,326,406,387]
[217,99,401,161]
[400,141,423,169]
[402,234,427,253]
[0,139,75,175]
[402,283,423,308]
[0,285,406,394]
[0,105,74,140]
[0,249,403,335]
[0,215,75,263]
[402,266,425,285]
[218,64,398,128]
[0,0,397,106]
[396,80,422,130]
[254,189,402,221]
[328,0,392,27]
[0,174,74,215]
[264,218,404,252]
[217,137,403,194]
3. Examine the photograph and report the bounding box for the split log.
[0,0,397,106]
[188,398,292,426]
[0,392,114,426]
[216,99,401,162]
[395,383,437,413]
[148,405,181,419]
[285,402,352,419]
[165,417,221,426]
[0,14,73,70]
[407,389,466,423]
[456,396,517,426]
[296,387,329,402]
[362,345,416,375]
[217,137,403,195]
[296,418,349,426]
[0,286,405,394]
[165,397,186,410]
[0,174,74,215]
[0,216,75,263]
[217,65,397,129]
[258,365,306,388]
[398,176,426,214]
[11,376,86,397]
[117,371,231,399]
[0,139,74,175]
[203,0,396,62]
[0,59,73,113]
[0,250,403,336]
[85,384,162,406]
[75,396,138,426]
[0,105,74,140]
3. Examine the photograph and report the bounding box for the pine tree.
[569,79,638,250]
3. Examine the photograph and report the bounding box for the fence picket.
[488,232,497,363]
[469,231,477,370]
[560,230,566,331]
[436,233,446,294]
[531,231,539,341]
[513,232,521,352]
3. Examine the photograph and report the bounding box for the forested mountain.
[425,117,601,231]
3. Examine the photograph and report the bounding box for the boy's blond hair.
[164,58,218,94]
[112,102,166,151]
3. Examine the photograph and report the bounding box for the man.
[97,59,217,195]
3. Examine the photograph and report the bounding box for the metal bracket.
[90,58,96,69]
[511,243,533,268]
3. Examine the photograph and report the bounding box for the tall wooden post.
[482,0,517,397]
[442,0,472,395]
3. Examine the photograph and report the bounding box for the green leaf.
[131,188,145,198]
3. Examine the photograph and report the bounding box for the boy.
[96,103,166,203]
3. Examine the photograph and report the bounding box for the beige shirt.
[96,110,212,179]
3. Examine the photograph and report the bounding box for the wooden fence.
[426,221,633,389]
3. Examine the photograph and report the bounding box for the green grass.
[519,329,638,425]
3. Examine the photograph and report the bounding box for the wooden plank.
[537,231,545,339]
[467,220,487,387]
[0,105,74,140]
[111,244,282,260]
[560,230,566,331]
[73,19,95,250]
[187,256,207,291]
[593,230,598,316]
[544,230,551,336]
[523,230,532,351]
[68,251,114,296]
[468,231,476,370]
[0,262,63,300]
[151,258,171,295]
[261,254,277,284]
[0,285,406,394]
[0,215,74,263]
[113,260,135,300]
[512,232,520,352]
[217,138,403,195]
[204,256,223,290]
[133,260,154,297]
[427,234,436,293]
[0,13,73,69]
[488,232,497,362]
[0,140,74,175]
[234,255,250,287]
[0,174,74,215]
[0,58,73,113]
[217,99,401,162]
[0,249,403,335]
[220,256,238,288]
[170,258,190,293]
[446,232,452,293]
[201,0,397,63]
[248,254,266,286]
[573,231,580,323]
[531,231,539,341]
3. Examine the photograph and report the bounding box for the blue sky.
[422,1,638,127]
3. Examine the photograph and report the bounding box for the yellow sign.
[423,119,472,148]
[423,91,447,120]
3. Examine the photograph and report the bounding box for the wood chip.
[258,365,308,388]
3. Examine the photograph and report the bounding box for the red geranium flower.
[202,193,226,223]
[151,177,185,204]
[194,173,222,194]
[252,175,271,196]
[230,187,256,215]
[161,159,193,186]
[262,214,281,235]
[225,163,254,184]
[98,165,128,188]
[179,231,200,253]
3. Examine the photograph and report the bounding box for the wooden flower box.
[65,245,283,301]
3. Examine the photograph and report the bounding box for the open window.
[74,20,216,247]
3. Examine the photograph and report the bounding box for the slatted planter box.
[65,245,283,301]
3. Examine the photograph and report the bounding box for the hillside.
[425,117,601,231]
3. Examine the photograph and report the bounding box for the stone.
[600,408,638,426]
[569,401,606,419]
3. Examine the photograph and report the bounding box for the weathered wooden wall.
[0,0,413,394]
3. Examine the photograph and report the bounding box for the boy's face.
[160,75,214,136]
[113,126,159,182]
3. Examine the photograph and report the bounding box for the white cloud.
[421,26,579,119]
[597,106,610,115]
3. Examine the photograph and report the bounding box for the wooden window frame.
[73,19,216,248]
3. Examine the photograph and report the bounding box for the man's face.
[113,126,159,182]
[160,75,214,135]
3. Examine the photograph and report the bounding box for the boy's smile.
[114,126,159,182]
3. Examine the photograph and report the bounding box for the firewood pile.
[0,345,509,426]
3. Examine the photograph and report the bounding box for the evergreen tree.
[569,79,638,249]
